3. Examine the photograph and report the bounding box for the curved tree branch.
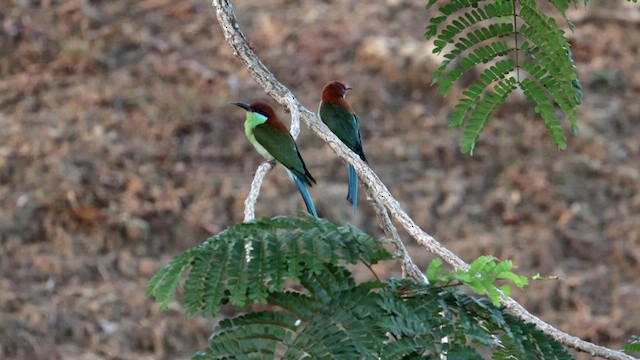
[213,1,635,359]
[364,179,428,283]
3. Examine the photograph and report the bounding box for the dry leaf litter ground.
[1,0,639,359]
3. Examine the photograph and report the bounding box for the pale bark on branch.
[213,1,635,359]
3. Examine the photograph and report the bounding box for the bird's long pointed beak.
[232,102,252,111]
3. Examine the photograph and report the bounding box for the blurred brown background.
[1,0,639,359]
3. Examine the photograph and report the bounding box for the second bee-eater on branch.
[233,101,318,218]
[319,81,366,213]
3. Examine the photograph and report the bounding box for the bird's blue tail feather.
[291,172,318,218]
[347,164,358,214]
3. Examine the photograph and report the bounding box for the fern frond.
[379,337,433,359]
[545,0,584,29]
[147,247,198,311]
[445,345,486,359]
[180,257,574,359]
[519,76,567,149]
[286,295,378,358]
[192,234,242,316]
[426,0,583,153]
[383,280,572,360]
[519,4,577,93]
[460,86,508,155]
[290,265,386,357]
[497,314,574,360]
[432,2,513,54]
[518,2,581,140]
[299,262,357,302]
[624,338,640,353]
[435,28,514,93]
[152,219,573,358]
[227,237,251,308]
[197,266,385,359]
[147,216,391,317]
[459,70,518,155]
[286,316,362,359]
[378,280,489,357]
[193,311,296,359]
[450,59,516,129]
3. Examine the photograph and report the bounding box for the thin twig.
[243,161,274,222]
[364,183,427,283]
[212,0,636,359]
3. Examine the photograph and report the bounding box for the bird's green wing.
[252,124,308,179]
[319,102,365,161]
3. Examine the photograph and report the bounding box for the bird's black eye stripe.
[254,108,269,117]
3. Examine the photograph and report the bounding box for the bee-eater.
[319,81,366,213]
[233,101,318,218]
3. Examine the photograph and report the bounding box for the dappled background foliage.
[1,0,639,359]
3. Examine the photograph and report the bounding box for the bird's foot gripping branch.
[148,216,571,359]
